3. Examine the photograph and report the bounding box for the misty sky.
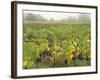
[24,10,90,21]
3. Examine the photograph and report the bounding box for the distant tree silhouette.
[78,14,91,23]
[24,13,46,21]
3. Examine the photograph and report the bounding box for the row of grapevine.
[23,22,91,69]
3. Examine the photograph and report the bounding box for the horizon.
[23,10,91,21]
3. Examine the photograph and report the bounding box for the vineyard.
[23,22,91,69]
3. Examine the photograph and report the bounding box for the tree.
[24,13,46,21]
[78,14,91,23]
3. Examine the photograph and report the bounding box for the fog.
[24,10,91,23]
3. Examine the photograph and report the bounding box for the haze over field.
[24,11,91,23]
